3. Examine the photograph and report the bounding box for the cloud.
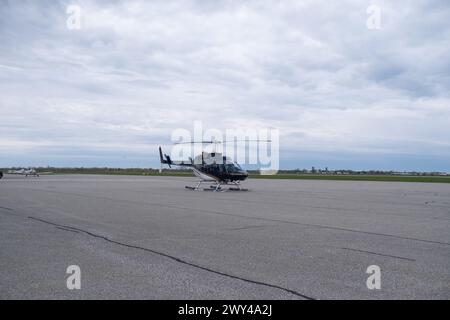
[0,0,449,171]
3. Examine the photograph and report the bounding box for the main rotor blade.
[173,141,215,145]
[173,139,271,145]
[220,139,272,143]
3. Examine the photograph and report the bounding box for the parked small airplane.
[8,168,40,177]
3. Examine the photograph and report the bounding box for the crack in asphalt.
[341,247,416,262]
[28,216,315,300]
[55,226,80,234]
[227,225,269,231]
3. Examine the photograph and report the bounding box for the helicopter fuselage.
[159,147,248,183]
[192,163,248,182]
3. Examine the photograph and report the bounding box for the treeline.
[0,167,192,176]
[1,167,448,176]
[274,169,449,176]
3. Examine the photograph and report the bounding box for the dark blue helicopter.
[159,140,268,191]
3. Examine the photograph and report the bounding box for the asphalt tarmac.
[0,174,449,299]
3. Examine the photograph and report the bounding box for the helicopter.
[159,140,270,191]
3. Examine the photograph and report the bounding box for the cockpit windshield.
[225,164,241,173]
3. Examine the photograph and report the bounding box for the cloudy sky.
[1,0,449,171]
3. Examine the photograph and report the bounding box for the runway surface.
[0,174,449,299]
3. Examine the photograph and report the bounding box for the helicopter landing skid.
[185,181,248,192]
[228,187,249,191]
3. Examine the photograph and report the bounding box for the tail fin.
[159,146,165,163]
[159,146,172,168]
